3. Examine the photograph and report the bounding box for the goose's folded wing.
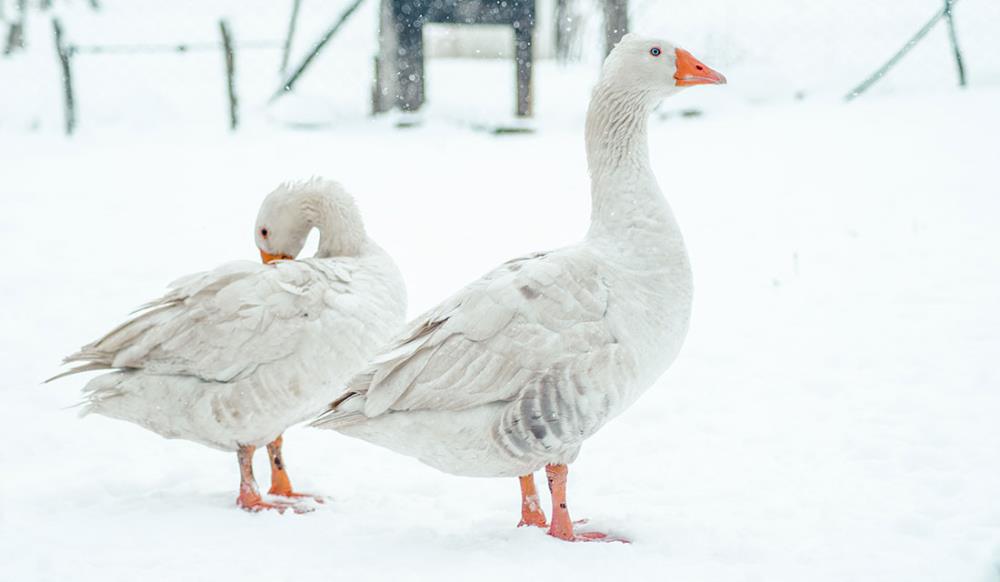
[325,248,614,420]
[54,259,355,383]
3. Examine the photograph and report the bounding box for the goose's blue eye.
[650,47,662,57]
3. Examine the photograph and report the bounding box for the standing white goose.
[311,35,725,540]
[50,178,407,513]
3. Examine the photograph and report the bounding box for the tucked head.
[255,178,366,263]
[601,33,726,97]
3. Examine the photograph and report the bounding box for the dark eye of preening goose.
[260,228,269,238]
[650,47,661,57]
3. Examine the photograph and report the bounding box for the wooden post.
[270,0,367,103]
[219,19,238,130]
[52,18,75,135]
[372,0,397,115]
[279,0,301,75]
[3,24,22,56]
[603,0,628,57]
[392,3,424,113]
[3,0,26,56]
[554,0,573,62]
[943,0,966,87]
[845,2,952,100]
[514,18,533,117]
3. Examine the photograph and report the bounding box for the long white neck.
[298,191,366,258]
[584,82,683,252]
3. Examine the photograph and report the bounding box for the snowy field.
[2,1,1000,581]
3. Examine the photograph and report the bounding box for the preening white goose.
[311,35,726,540]
[50,178,407,512]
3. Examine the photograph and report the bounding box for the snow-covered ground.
[2,1,1000,581]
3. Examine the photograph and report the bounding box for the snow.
[2,1,1000,581]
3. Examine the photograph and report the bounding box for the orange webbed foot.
[552,530,631,543]
[238,487,315,514]
[237,490,288,514]
[265,436,325,507]
[267,487,327,505]
[547,523,631,543]
[543,464,630,543]
[518,509,548,528]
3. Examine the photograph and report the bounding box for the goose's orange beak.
[674,48,727,86]
[260,250,293,264]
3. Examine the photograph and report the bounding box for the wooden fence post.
[846,0,966,100]
[280,0,301,75]
[4,0,27,56]
[372,0,397,114]
[219,19,238,130]
[943,0,966,87]
[53,18,76,135]
[270,0,367,103]
[514,17,533,117]
[603,0,628,57]
[554,0,574,62]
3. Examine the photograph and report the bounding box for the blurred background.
[1,0,998,132]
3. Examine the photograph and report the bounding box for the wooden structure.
[373,0,537,117]
[603,0,627,57]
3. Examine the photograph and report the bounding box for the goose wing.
[53,259,355,384]
[317,247,615,422]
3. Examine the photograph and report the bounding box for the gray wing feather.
[52,259,353,384]
[326,247,612,421]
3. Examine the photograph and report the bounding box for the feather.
[318,247,615,423]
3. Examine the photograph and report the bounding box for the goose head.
[602,33,726,98]
[254,178,366,264]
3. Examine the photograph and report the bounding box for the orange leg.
[545,464,629,543]
[236,444,287,513]
[517,474,548,527]
[266,435,324,503]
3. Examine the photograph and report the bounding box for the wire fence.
[51,15,284,134]
[627,0,998,97]
[2,0,998,133]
